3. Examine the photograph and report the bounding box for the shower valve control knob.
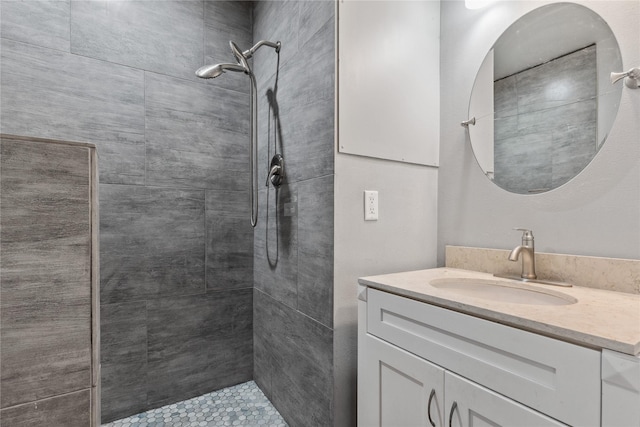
[266,154,284,187]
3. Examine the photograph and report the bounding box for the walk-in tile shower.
[0,0,335,425]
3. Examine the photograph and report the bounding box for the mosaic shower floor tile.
[102,381,287,427]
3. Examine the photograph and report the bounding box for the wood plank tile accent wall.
[0,134,99,426]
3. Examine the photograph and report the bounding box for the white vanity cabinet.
[358,286,602,426]
[359,333,565,427]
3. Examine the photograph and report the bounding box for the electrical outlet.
[364,190,378,221]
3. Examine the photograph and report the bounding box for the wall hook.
[461,117,476,127]
[610,67,640,89]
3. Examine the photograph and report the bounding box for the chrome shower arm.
[243,40,281,59]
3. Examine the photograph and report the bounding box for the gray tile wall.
[0,390,91,427]
[0,136,93,426]
[0,0,254,423]
[252,2,336,426]
[494,46,597,193]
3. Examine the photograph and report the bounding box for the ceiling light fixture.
[465,0,496,10]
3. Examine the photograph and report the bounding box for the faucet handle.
[513,228,534,246]
[266,154,284,187]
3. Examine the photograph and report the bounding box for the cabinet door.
[359,334,445,427]
[444,372,566,427]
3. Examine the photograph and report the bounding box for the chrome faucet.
[509,228,537,280]
[495,228,572,287]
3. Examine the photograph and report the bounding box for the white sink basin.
[429,278,577,306]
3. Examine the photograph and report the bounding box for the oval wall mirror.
[467,3,623,194]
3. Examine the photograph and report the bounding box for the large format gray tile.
[278,17,335,109]
[1,138,92,409]
[206,190,253,291]
[253,324,274,400]
[279,98,334,183]
[255,80,284,185]
[252,0,299,84]
[100,301,148,423]
[254,289,333,427]
[70,0,203,80]
[0,0,70,52]
[145,72,250,191]
[493,45,598,194]
[271,18,334,184]
[101,362,147,424]
[0,389,90,427]
[494,75,518,119]
[494,132,553,193]
[251,4,336,425]
[206,189,250,218]
[515,96,597,137]
[298,0,335,49]
[493,114,518,141]
[297,175,334,328]
[498,100,596,193]
[100,184,205,304]
[516,45,596,114]
[92,132,146,185]
[254,185,298,308]
[551,109,597,188]
[204,1,253,94]
[0,39,145,185]
[146,289,253,408]
[272,368,331,427]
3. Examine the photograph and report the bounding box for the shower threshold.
[102,381,287,427]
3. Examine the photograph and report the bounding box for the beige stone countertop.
[359,267,640,356]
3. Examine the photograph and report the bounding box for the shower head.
[194,38,281,227]
[197,39,281,80]
[229,41,251,72]
[195,62,246,79]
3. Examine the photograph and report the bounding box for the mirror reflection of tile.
[494,45,597,194]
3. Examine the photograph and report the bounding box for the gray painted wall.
[251,1,336,426]
[333,2,441,424]
[1,1,254,422]
[438,0,640,262]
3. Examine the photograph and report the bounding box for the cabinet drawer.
[367,288,600,426]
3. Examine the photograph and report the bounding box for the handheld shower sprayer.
[195,62,245,79]
[195,39,281,228]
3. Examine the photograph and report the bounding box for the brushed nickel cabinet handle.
[427,389,436,427]
[449,401,458,427]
